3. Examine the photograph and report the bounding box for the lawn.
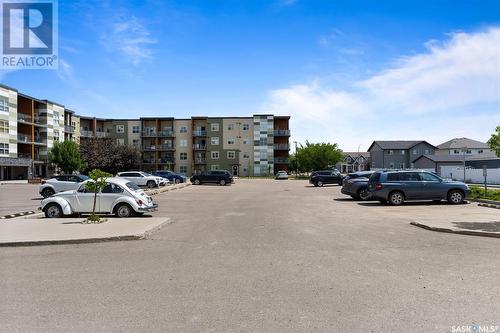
[469,185,500,201]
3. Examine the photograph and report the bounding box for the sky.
[1,0,499,151]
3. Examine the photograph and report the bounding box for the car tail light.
[136,199,144,205]
[41,180,46,184]
[375,183,383,190]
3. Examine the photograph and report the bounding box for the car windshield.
[125,182,141,191]
[80,175,89,180]
[143,172,153,177]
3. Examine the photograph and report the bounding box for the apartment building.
[0,84,290,179]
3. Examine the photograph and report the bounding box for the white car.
[275,171,289,180]
[39,174,90,198]
[40,177,158,218]
[116,171,165,188]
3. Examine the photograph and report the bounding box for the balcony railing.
[64,125,75,133]
[17,134,32,143]
[158,145,175,151]
[194,158,207,164]
[34,137,47,144]
[142,159,156,164]
[274,157,290,164]
[158,130,175,137]
[274,144,290,150]
[192,144,207,150]
[158,157,176,164]
[143,145,157,151]
[34,116,47,126]
[17,113,33,123]
[96,131,107,138]
[274,129,290,136]
[80,130,93,137]
[141,131,157,137]
[18,153,32,159]
[193,130,207,137]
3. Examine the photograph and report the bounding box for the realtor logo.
[1,0,58,69]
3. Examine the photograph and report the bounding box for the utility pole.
[462,146,467,182]
[294,141,298,178]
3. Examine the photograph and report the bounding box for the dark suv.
[341,171,374,200]
[309,170,343,187]
[190,170,233,186]
[368,170,470,205]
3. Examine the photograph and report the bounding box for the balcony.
[80,130,93,138]
[142,159,156,164]
[158,145,175,151]
[96,131,107,138]
[34,116,47,126]
[141,131,157,137]
[143,145,157,151]
[274,157,290,164]
[158,157,176,164]
[274,129,290,136]
[17,113,33,124]
[34,137,47,145]
[158,130,175,137]
[18,153,32,159]
[193,130,207,137]
[194,158,207,164]
[17,134,32,143]
[64,125,75,133]
[192,144,207,150]
[274,144,290,150]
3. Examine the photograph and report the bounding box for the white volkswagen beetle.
[40,177,158,218]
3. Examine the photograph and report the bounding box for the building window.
[53,111,60,121]
[116,125,125,133]
[211,137,219,145]
[180,126,188,133]
[211,165,219,171]
[242,124,249,130]
[180,166,187,174]
[243,152,250,159]
[54,130,60,141]
[179,139,188,147]
[243,139,249,145]
[227,151,236,159]
[0,97,9,113]
[180,152,187,160]
[413,149,418,155]
[389,162,394,169]
[401,150,405,155]
[0,120,8,133]
[116,138,124,145]
[0,143,8,155]
[400,163,405,169]
[478,149,483,154]
[453,149,460,154]
[211,123,219,131]
[211,151,219,159]
[466,150,472,154]
[424,149,431,155]
[132,139,140,146]
[132,126,140,133]
[388,150,394,155]
[227,137,235,145]
[71,121,76,130]
[227,123,235,130]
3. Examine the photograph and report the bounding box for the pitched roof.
[437,137,489,149]
[343,152,370,158]
[413,154,500,163]
[368,140,436,151]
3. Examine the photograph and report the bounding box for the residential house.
[336,152,370,173]
[368,140,437,170]
[435,137,495,157]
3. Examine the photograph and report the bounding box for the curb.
[0,211,36,220]
[410,221,500,239]
[145,183,191,196]
[477,203,500,209]
[468,198,500,209]
[0,218,172,247]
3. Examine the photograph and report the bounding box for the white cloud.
[261,27,500,151]
[101,15,157,65]
[57,60,75,83]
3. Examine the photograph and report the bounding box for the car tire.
[147,180,156,188]
[44,203,63,218]
[388,191,405,206]
[194,179,201,185]
[316,180,324,187]
[115,203,133,218]
[447,190,464,205]
[42,188,55,198]
[219,179,226,186]
[358,188,371,201]
[175,178,180,184]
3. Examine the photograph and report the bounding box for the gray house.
[414,155,500,175]
[368,140,437,169]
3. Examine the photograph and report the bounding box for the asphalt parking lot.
[1,179,499,332]
[0,184,41,216]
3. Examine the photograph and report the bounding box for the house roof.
[343,152,370,158]
[437,137,490,150]
[368,140,436,151]
[413,154,500,163]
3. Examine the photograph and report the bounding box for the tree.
[80,138,140,174]
[487,126,500,157]
[48,140,83,174]
[295,141,343,172]
[85,169,113,223]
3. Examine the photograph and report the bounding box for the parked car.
[40,177,158,218]
[143,172,169,186]
[190,170,233,186]
[341,171,374,200]
[116,171,163,188]
[368,170,470,205]
[39,174,90,198]
[309,170,343,187]
[152,170,187,184]
[275,171,289,180]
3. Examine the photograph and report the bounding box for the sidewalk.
[411,215,500,238]
[0,216,171,246]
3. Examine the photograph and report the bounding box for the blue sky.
[2,0,499,151]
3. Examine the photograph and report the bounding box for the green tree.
[295,141,343,172]
[48,140,83,174]
[85,169,113,223]
[487,126,500,157]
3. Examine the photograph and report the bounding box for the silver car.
[39,174,90,198]
[275,171,289,180]
[116,171,163,188]
[40,177,158,218]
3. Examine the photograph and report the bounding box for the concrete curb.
[468,198,500,209]
[0,218,172,247]
[410,221,500,239]
[0,211,36,220]
[145,183,191,196]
